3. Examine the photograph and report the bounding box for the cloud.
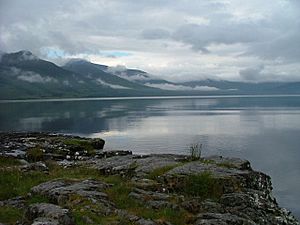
[0,0,300,82]
[239,65,265,81]
[145,83,219,91]
[141,28,170,40]
[18,72,57,83]
[106,65,127,73]
[96,78,131,89]
[6,67,57,83]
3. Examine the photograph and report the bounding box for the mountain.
[179,79,300,94]
[103,65,177,88]
[0,51,166,99]
[1,50,300,100]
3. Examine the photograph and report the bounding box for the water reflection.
[0,96,300,218]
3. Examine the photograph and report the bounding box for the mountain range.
[0,50,299,100]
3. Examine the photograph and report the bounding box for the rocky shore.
[0,132,299,225]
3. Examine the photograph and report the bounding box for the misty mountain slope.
[0,51,168,99]
[180,79,295,93]
[63,60,157,90]
[104,65,177,87]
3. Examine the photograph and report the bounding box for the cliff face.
[0,133,299,225]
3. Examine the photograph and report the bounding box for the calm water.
[1,95,300,218]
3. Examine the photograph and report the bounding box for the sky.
[0,0,299,82]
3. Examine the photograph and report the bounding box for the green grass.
[216,162,236,169]
[0,206,23,225]
[0,161,103,201]
[0,169,49,200]
[26,146,44,162]
[146,164,180,180]
[27,194,50,204]
[63,138,96,155]
[104,175,188,225]
[0,156,22,167]
[180,172,222,199]
[0,161,191,225]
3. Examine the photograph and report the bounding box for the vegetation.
[180,172,222,199]
[0,206,23,225]
[146,164,180,180]
[0,156,22,167]
[63,138,96,155]
[26,146,44,162]
[188,143,202,160]
[217,162,236,169]
[0,169,48,200]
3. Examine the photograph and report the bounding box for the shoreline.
[0,132,299,225]
[1,94,300,103]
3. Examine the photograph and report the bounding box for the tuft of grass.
[180,172,222,199]
[27,146,44,162]
[104,176,188,225]
[105,176,138,209]
[27,194,50,204]
[0,206,23,225]
[63,138,96,155]
[188,143,202,160]
[0,156,22,167]
[0,169,48,200]
[146,164,180,180]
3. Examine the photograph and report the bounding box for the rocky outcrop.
[24,203,73,225]
[0,133,299,225]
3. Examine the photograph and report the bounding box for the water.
[1,95,300,218]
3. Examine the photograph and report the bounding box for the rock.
[4,149,26,159]
[96,150,132,158]
[31,179,110,204]
[204,155,252,170]
[20,161,49,173]
[1,133,299,225]
[136,218,157,225]
[0,196,26,209]
[24,203,73,225]
[181,199,225,214]
[195,213,256,225]
[90,138,105,149]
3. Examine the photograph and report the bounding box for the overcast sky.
[0,0,299,82]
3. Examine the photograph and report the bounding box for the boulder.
[24,203,73,225]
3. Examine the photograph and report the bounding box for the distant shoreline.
[1,94,300,103]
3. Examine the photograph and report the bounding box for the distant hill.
[0,51,166,99]
[1,50,300,100]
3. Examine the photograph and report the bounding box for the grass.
[104,175,188,225]
[0,156,22,167]
[146,164,180,180]
[0,169,49,200]
[180,172,222,200]
[0,160,194,225]
[217,162,236,169]
[188,143,202,160]
[27,194,50,204]
[63,138,96,155]
[26,146,44,162]
[0,206,23,225]
[0,161,103,201]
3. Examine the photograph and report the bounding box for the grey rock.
[195,213,256,225]
[204,155,252,170]
[0,196,26,209]
[20,161,49,173]
[24,203,73,225]
[31,179,110,205]
[136,218,157,225]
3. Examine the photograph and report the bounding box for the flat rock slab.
[31,179,110,205]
